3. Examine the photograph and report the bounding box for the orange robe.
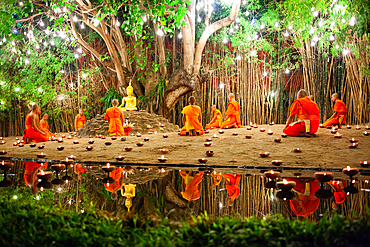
[212,172,223,186]
[220,101,241,129]
[205,109,222,129]
[104,107,125,136]
[328,180,347,204]
[222,173,241,199]
[104,167,123,192]
[288,178,320,217]
[180,171,204,201]
[76,163,86,174]
[180,105,205,136]
[284,96,320,137]
[23,161,48,186]
[41,120,55,139]
[22,113,48,143]
[76,115,86,131]
[323,100,347,127]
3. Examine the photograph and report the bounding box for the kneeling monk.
[104,99,125,136]
[180,170,204,201]
[220,93,242,129]
[75,109,86,131]
[205,105,222,130]
[180,96,204,136]
[40,113,55,139]
[283,89,320,137]
[104,166,124,200]
[23,161,48,194]
[23,104,48,143]
[323,93,347,128]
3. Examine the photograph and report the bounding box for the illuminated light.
[74,54,79,59]
[77,47,82,53]
[347,166,351,171]
[309,27,315,34]
[73,16,78,22]
[15,88,20,92]
[40,21,44,27]
[263,71,268,76]
[318,20,323,27]
[342,19,346,23]
[313,36,319,42]
[336,45,339,49]
[37,88,42,92]
[50,40,55,46]
[40,187,44,192]
[329,35,335,41]
[82,73,87,79]
[251,50,257,56]
[285,69,290,74]
[142,16,147,22]
[58,96,64,100]
[274,22,279,27]
[283,179,288,185]
[13,195,18,199]
[237,55,241,60]
[259,23,265,29]
[36,195,40,200]
[219,83,225,89]
[313,11,319,17]
[58,187,62,191]
[223,38,228,44]
[349,17,356,26]
[245,11,250,16]
[219,202,223,208]
[25,59,29,64]
[178,32,182,39]
[288,25,293,30]
[284,31,289,37]
[342,49,350,56]
[116,20,120,26]
[197,16,201,22]
[93,19,100,27]
[270,92,276,97]
[157,29,164,36]
[81,23,85,29]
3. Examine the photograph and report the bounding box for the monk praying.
[23,104,48,143]
[40,113,55,139]
[179,96,204,136]
[328,180,347,210]
[222,173,241,206]
[179,170,204,201]
[205,105,222,130]
[104,99,125,136]
[75,109,86,131]
[283,89,320,137]
[104,166,124,200]
[220,93,242,129]
[22,161,48,194]
[323,93,347,128]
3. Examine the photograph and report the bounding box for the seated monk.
[211,172,223,188]
[104,166,124,200]
[23,104,48,143]
[179,170,204,201]
[220,93,242,129]
[287,178,320,218]
[180,96,205,136]
[22,161,48,194]
[323,93,347,128]
[222,173,241,206]
[283,89,320,137]
[74,163,86,180]
[104,99,125,136]
[205,105,222,130]
[40,113,55,139]
[328,180,347,210]
[75,109,87,131]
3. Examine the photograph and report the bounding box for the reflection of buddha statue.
[122,183,136,211]
[120,82,137,111]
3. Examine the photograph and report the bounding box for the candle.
[38,145,45,149]
[330,127,337,134]
[213,134,218,138]
[136,142,144,146]
[198,158,207,164]
[204,142,212,146]
[364,131,369,136]
[218,130,224,134]
[232,132,238,136]
[259,152,270,158]
[13,142,17,146]
[360,161,369,168]
[334,132,342,138]
[264,170,280,179]
[144,138,150,141]
[245,135,252,139]
[205,151,214,157]
[73,140,79,144]
[105,142,112,145]
[158,155,167,163]
[277,179,296,190]
[349,143,358,148]
[136,133,141,137]
[274,138,281,143]
[121,137,126,141]
[57,146,64,151]
[37,152,46,158]
[260,128,266,132]
[319,124,323,128]
[293,148,302,153]
[247,126,252,130]
[18,143,24,147]
[68,136,72,139]
[356,126,361,130]
[366,126,369,130]
[116,156,125,161]
[342,166,359,176]
[271,160,282,166]
[267,130,273,135]
[250,122,253,126]
[159,167,167,173]
[0,141,5,145]
[86,146,93,151]
[163,134,169,138]
[206,138,212,142]
[125,147,133,151]
[160,149,169,154]
[281,134,288,138]
[314,172,334,182]
[0,150,7,155]
[349,138,358,143]
[347,125,351,129]
[88,139,94,144]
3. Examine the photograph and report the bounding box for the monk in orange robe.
[180,96,204,136]
[105,99,125,136]
[104,166,124,200]
[283,89,320,137]
[75,109,86,131]
[23,104,48,143]
[40,113,55,139]
[22,161,48,194]
[323,93,347,128]
[179,170,204,201]
[222,173,241,206]
[205,105,222,130]
[328,180,347,210]
[287,178,320,217]
[211,172,223,188]
[220,93,242,129]
[74,163,86,180]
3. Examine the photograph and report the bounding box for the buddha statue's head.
[125,197,132,211]
[127,82,133,97]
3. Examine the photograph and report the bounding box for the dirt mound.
[77,111,179,137]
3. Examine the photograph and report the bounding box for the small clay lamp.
[62,158,73,165]
[277,179,296,191]
[0,150,7,155]
[51,137,56,141]
[314,172,334,182]
[264,170,280,179]
[57,146,65,151]
[147,125,152,129]
[349,143,358,148]
[346,125,351,129]
[205,151,214,157]
[204,142,212,147]
[270,122,275,126]
[37,152,46,158]
[319,124,324,128]
[51,163,66,172]
[116,156,125,161]
[366,126,370,130]
[205,130,210,134]
[101,136,106,139]
[160,149,168,154]
[206,138,212,142]
[267,130,273,135]
[260,128,266,132]
[0,141,5,145]
[293,148,302,153]
[334,132,342,138]
[259,152,270,158]
[158,166,167,173]
[356,126,361,130]
[343,183,359,195]
[136,133,142,137]
[349,138,358,143]
[37,170,53,180]
[105,142,112,146]
[232,132,238,136]
[245,135,252,139]
[88,139,94,144]
[253,124,258,128]
[86,146,93,151]
[161,124,165,127]
[102,163,115,173]
[274,138,281,143]
[125,147,133,151]
[148,131,153,135]
[218,130,224,134]
[342,166,359,177]
[271,160,282,166]
[15,137,19,140]
[0,137,2,140]
[30,143,36,147]
[121,137,126,141]
[67,155,76,160]
[111,136,117,140]
[363,131,369,136]
[0,161,13,170]
[61,135,66,138]
[163,134,169,138]
[281,133,287,138]
[144,138,150,142]
[73,140,79,144]
[198,158,207,164]
[18,143,24,147]
[136,142,144,147]
[57,138,63,143]
[247,126,252,130]
[213,134,218,138]
[330,127,337,134]
[38,145,45,149]
[13,142,18,146]
[361,161,369,168]
[68,135,72,139]
[89,135,94,138]
[158,155,167,163]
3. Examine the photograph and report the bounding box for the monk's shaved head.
[43,113,48,117]
[32,104,39,111]
[211,105,216,110]
[229,93,235,99]
[297,89,307,99]
[111,191,118,200]
[112,99,119,106]
[188,96,196,105]
[331,93,339,102]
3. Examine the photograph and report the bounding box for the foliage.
[99,87,123,112]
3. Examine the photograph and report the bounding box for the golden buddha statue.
[122,183,136,211]
[120,82,137,111]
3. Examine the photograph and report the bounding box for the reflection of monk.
[104,167,123,200]
[220,93,242,129]
[323,93,347,128]
[179,171,204,201]
[222,173,241,205]
[205,106,222,130]
[211,172,223,188]
[23,104,48,143]
[40,113,55,139]
[328,180,347,210]
[74,163,86,180]
[105,99,125,136]
[287,178,320,217]
[22,161,48,194]
[180,96,204,136]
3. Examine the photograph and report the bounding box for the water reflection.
[0,159,369,221]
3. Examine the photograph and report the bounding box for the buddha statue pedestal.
[120,82,137,111]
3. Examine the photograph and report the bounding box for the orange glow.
[283,179,288,185]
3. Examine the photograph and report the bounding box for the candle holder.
[260,128,266,132]
[18,143,24,147]
[102,164,115,173]
[267,131,274,135]
[314,172,334,182]
[101,136,106,140]
[330,129,337,134]
[264,170,280,179]
[0,161,14,170]
[213,134,218,138]
[51,164,66,172]
[161,124,165,128]
[13,142,18,146]
[30,143,36,147]
[116,156,125,161]
[281,134,288,138]
[67,155,76,160]
[319,124,324,128]
[363,131,369,136]
[205,130,210,134]
[163,134,169,138]
[277,179,296,191]
[342,166,359,177]
[68,136,72,139]
[121,137,126,141]
[276,190,295,201]
[86,146,93,151]
[246,126,252,130]
[204,142,212,147]
[346,125,351,129]
[205,151,214,157]
[62,158,74,165]
[37,171,53,190]
[88,139,95,144]
[198,158,207,164]
[293,148,302,153]
[361,161,369,168]
[147,125,152,129]
[148,131,153,135]
[206,138,212,142]
[105,142,112,146]
[37,153,46,158]
[57,138,63,143]
[136,133,142,137]
[0,141,5,145]
[158,156,168,163]
[232,132,238,136]
[253,125,258,128]
[269,122,275,126]
[37,170,53,180]
[89,135,94,138]
[274,138,281,143]
[38,145,45,149]
[158,166,167,173]
[0,137,2,140]
[125,147,133,151]
[218,130,224,134]
[0,150,7,155]
[271,160,282,166]
[136,142,144,147]
[245,135,252,139]
[62,168,73,183]
[349,138,358,143]
[57,146,65,151]
[366,126,370,130]
[111,136,117,140]
[334,133,342,138]
[349,143,358,148]
[343,183,359,195]
[356,126,361,130]
[160,149,169,154]
[259,152,270,158]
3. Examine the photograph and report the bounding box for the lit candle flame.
[324,173,326,176]
[41,170,45,175]
[271,170,274,174]
[283,179,288,185]
[161,155,164,159]
[41,152,43,155]
[66,180,68,184]
[107,182,109,187]
[40,187,43,192]
[1,161,4,165]
[347,166,351,171]
[107,163,110,168]
[59,164,61,167]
